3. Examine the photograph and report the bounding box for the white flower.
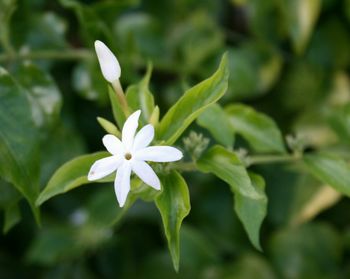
[88,110,183,207]
[94,40,121,83]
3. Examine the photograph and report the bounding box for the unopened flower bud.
[94,40,121,83]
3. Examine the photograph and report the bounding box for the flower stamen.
[124,152,132,160]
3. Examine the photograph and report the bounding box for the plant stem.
[111,79,130,117]
[0,3,17,58]
[0,49,92,62]
[170,162,197,172]
[0,32,15,58]
[172,154,302,172]
[246,153,302,166]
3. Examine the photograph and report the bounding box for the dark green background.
[1,0,350,278]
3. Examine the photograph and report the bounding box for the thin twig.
[0,49,92,63]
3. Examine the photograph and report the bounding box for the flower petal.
[114,162,132,207]
[102,134,123,155]
[88,156,121,181]
[135,146,183,162]
[131,160,160,190]
[122,110,141,150]
[94,40,121,83]
[133,124,154,151]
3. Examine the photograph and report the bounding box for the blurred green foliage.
[1,0,350,278]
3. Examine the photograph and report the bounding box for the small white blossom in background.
[88,110,183,207]
[94,40,121,83]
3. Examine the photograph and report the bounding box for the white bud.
[94,40,121,83]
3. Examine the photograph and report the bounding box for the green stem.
[111,79,130,117]
[168,152,302,173]
[0,32,15,58]
[170,162,197,172]
[0,4,16,58]
[171,153,302,172]
[246,153,302,167]
[0,49,92,62]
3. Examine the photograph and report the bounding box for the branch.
[0,49,92,63]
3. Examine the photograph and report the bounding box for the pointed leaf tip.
[156,171,191,272]
[157,52,229,144]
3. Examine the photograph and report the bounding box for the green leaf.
[227,44,282,100]
[16,63,62,127]
[81,179,152,229]
[130,178,159,202]
[282,0,321,54]
[126,63,155,124]
[0,179,21,207]
[0,0,16,26]
[108,85,126,129]
[328,103,350,144]
[85,186,128,228]
[197,104,234,147]
[3,202,21,234]
[149,105,160,126]
[27,226,83,265]
[178,225,220,269]
[234,172,267,250]
[157,53,229,144]
[59,0,138,45]
[197,145,265,249]
[73,61,109,103]
[226,47,258,100]
[304,153,350,197]
[269,223,341,279]
[29,187,134,266]
[58,0,112,44]
[278,61,324,111]
[0,179,21,233]
[0,68,40,221]
[39,122,86,187]
[168,12,224,74]
[0,0,16,54]
[97,116,120,137]
[155,171,191,272]
[36,152,109,206]
[220,253,277,279]
[12,12,68,61]
[226,104,285,153]
[197,145,261,198]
